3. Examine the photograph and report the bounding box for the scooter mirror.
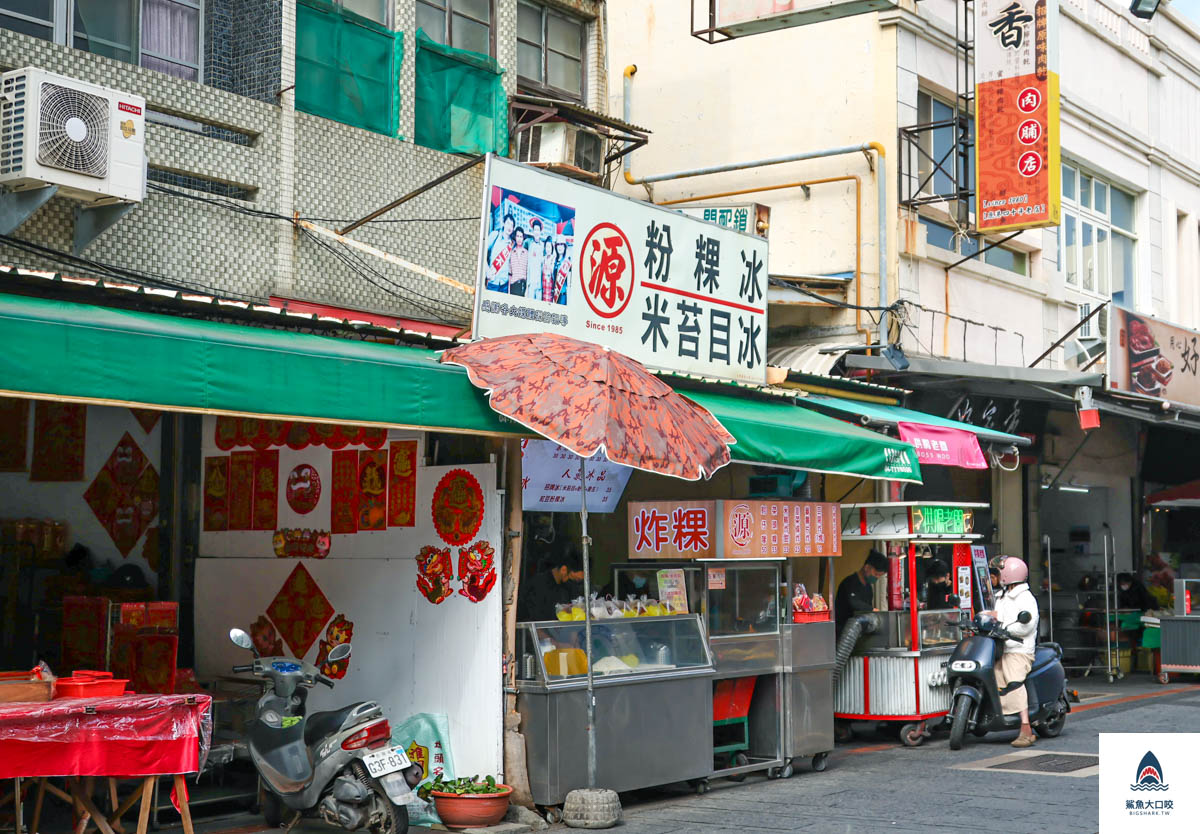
[327,642,352,662]
[229,628,254,650]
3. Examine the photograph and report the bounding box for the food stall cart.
[0,693,212,834]
[1159,578,1200,682]
[834,502,987,746]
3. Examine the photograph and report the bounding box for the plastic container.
[541,649,587,678]
[792,611,831,624]
[72,670,114,680]
[55,677,130,698]
[713,676,757,721]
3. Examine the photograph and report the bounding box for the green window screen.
[296,0,402,136]
[414,28,508,155]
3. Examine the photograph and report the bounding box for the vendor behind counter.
[518,548,584,622]
[835,550,889,634]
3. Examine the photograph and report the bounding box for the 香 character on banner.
[988,1,1033,49]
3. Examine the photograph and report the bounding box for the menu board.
[723,500,841,558]
[657,569,689,613]
[971,545,995,612]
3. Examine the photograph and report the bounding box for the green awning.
[0,292,518,435]
[684,389,922,483]
[799,394,1030,447]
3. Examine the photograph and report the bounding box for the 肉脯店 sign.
[975,0,1060,232]
[1109,305,1200,408]
[473,155,769,385]
[627,499,842,559]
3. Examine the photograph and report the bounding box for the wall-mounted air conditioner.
[516,122,604,179]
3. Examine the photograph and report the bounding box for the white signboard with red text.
[474,155,769,385]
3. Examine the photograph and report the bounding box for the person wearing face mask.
[924,559,954,609]
[518,549,585,622]
[1117,572,1156,612]
[835,550,889,635]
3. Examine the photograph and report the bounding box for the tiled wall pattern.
[205,0,282,102]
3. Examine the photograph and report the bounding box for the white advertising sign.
[520,438,632,513]
[474,155,769,384]
[1100,734,1196,832]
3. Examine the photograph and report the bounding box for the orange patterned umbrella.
[440,332,734,480]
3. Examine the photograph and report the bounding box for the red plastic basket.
[55,677,129,698]
[713,676,757,721]
[792,611,831,624]
[72,670,113,680]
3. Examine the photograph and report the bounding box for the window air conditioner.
[516,122,605,179]
[0,67,146,204]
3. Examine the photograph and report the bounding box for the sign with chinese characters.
[896,422,987,470]
[1109,305,1200,409]
[657,569,689,613]
[1099,733,1191,832]
[971,545,995,612]
[707,566,726,590]
[628,501,718,559]
[723,500,841,558]
[841,503,985,540]
[474,155,769,384]
[520,439,632,513]
[975,0,1060,231]
[910,505,974,537]
[674,203,769,238]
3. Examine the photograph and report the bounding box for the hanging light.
[1129,0,1161,19]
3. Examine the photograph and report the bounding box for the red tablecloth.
[0,694,212,778]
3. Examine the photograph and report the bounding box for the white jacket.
[995,582,1039,656]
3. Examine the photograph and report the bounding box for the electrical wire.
[149,184,479,224]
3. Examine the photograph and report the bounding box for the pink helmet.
[999,556,1028,585]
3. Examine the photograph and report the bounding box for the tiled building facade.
[0,0,610,324]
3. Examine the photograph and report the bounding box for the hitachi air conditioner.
[0,67,146,204]
[516,122,605,179]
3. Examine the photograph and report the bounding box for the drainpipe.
[622,66,890,347]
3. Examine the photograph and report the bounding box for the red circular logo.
[431,469,485,546]
[580,222,635,319]
[1017,87,1042,113]
[728,503,754,547]
[1018,151,1043,178]
[286,464,322,514]
[1017,119,1042,145]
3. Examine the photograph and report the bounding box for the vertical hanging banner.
[388,440,419,527]
[358,450,388,531]
[253,449,280,531]
[330,450,358,534]
[975,0,1060,232]
[228,451,255,531]
[473,155,769,385]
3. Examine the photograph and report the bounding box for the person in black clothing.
[924,559,954,609]
[517,549,584,622]
[836,550,889,634]
[1117,572,1157,612]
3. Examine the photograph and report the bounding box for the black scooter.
[944,611,1071,750]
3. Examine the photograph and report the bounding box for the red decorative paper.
[416,545,454,604]
[357,450,387,532]
[316,614,354,679]
[84,468,120,532]
[330,450,358,534]
[133,465,159,531]
[30,402,86,481]
[267,564,334,658]
[203,456,230,531]
[457,540,497,603]
[130,409,161,433]
[431,469,485,546]
[142,526,161,574]
[228,452,255,531]
[61,596,108,672]
[363,427,388,450]
[272,528,331,558]
[110,624,138,681]
[131,633,178,694]
[214,416,239,451]
[0,397,29,471]
[213,418,390,451]
[147,601,179,629]
[286,464,321,514]
[84,433,157,556]
[107,433,148,489]
[111,494,141,557]
[250,614,283,656]
[253,449,279,531]
[121,602,147,627]
[388,441,418,527]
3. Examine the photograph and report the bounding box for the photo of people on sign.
[482,186,575,305]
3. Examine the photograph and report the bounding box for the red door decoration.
[84,433,159,557]
[214,416,239,451]
[203,457,230,531]
[266,563,335,658]
[272,528,332,559]
[216,416,388,451]
[316,614,354,679]
[142,526,161,574]
[250,614,283,656]
[228,452,255,531]
[286,464,322,514]
[61,596,109,672]
[431,469,485,546]
[252,449,280,531]
[457,541,497,603]
[30,401,86,481]
[0,397,28,472]
[416,545,454,604]
[330,450,358,534]
[388,440,418,527]
[357,450,387,531]
[130,409,161,433]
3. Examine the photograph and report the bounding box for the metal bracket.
[799,184,811,199]
[0,185,57,235]
[73,201,137,255]
[862,150,875,173]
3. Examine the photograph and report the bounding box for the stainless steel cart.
[1160,578,1200,682]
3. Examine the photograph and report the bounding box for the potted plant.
[418,774,512,830]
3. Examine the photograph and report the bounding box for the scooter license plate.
[363,746,411,778]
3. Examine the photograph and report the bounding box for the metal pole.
[336,154,485,235]
[579,456,597,788]
[1043,534,1054,644]
[1108,525,1120,680]
[875,150,889,349]
[1103,526,1112,681]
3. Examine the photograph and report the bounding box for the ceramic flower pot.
[431,785,513,830]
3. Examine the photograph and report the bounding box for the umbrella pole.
[579,456,597,789]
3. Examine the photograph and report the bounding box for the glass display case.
[611,564,705,616]
[516,614,712,683]
[918,609,962,647]
[708,564,782,636]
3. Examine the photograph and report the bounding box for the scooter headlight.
[950,660,978,672]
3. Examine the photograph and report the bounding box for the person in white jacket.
[988,556,1039,747]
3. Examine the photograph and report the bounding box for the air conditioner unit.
[0,67,146,205]
[516,122,605,179]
